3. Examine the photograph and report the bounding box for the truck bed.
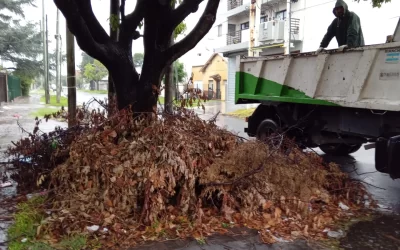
[236,42,400,112]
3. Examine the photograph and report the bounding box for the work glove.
[315,47,324,54]
[337,45,348,52]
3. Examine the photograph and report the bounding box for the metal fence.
[227,0,243,10]
[7,75,22,102]
[227,30,242,45]
[291,18,300,35]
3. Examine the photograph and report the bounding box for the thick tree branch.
[162,0,220,67]
[140,1,162,87]
[158,0,203,47]
[119,0,146,46]
[75,0,110,43]
[120,0,126,22]
[155,0,175,48]
[169,0,203,31]
[54,0,108,62]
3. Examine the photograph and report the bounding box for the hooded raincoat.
[320,0,365,48]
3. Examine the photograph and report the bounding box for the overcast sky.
[5,0,400,75]
[20,0,208,74]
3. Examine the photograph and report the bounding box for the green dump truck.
[239,22,400,179]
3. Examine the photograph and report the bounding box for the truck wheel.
[319,143,362,156]
[256,119,279,142]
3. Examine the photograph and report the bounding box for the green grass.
[40,95,68,107]
[79,89,108,94]
[7,196,94,250]
[30,107,62,118]
[7,196,48,250]
[225,108,256,119]
[59,235,88,250]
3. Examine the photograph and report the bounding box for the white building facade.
[207,0,400,104]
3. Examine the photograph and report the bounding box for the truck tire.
[319,143,362,156]
[256,119,279,142]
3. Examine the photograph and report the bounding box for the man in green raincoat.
[316,0,364,53]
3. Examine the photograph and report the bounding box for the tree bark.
[108,0,120,111]
[54,0,221,115]
[66,27,76,127]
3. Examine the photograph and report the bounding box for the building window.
[260,16,268,23]
[275,10,287,20]
[218,24,222,37]
[240,22,249,30]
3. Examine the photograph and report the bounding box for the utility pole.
[164,34,175,114]
[174,62,178,100]
[284,0,292,55]
[46,15,50,97]
[59,37,62,89]
[164,1,177,113]
[55,9,61,103]
[248,0,261,57]
[66,26,76,127]
[42,0,49,104]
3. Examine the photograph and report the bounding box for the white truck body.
[239,18,400,179]
[237,42,400,112]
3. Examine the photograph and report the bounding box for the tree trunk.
[54,0,221,115]
[66,27,76,128]
[109,59,158,115]
[108,0,120,113]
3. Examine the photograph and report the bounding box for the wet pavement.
[0,94,400,249]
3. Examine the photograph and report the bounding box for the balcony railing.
[227,0,243,10]
[291,18,300,35]
[227,30,242,45]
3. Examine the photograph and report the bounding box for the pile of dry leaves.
[35,106,372,248]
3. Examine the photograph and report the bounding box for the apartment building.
[210,0,304,103]
[206,0,398,104]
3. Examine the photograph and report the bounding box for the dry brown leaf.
[109,130,117,138]
[274,207,282,219]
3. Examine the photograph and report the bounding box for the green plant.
[59,235,87,250]
[196,237,206,245]
[221,222,230,228]
[40,95,68,107]
[8,197,46,240]
[30,107,61,118]
[7,196,49,250]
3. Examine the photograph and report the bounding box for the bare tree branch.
[157,0,204,49]
[162,0,220,68]
[169,0,203,31]
[54,0,108,61]
[75,0,110,43]
[120,0,126,22]
[119,0,147,46]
